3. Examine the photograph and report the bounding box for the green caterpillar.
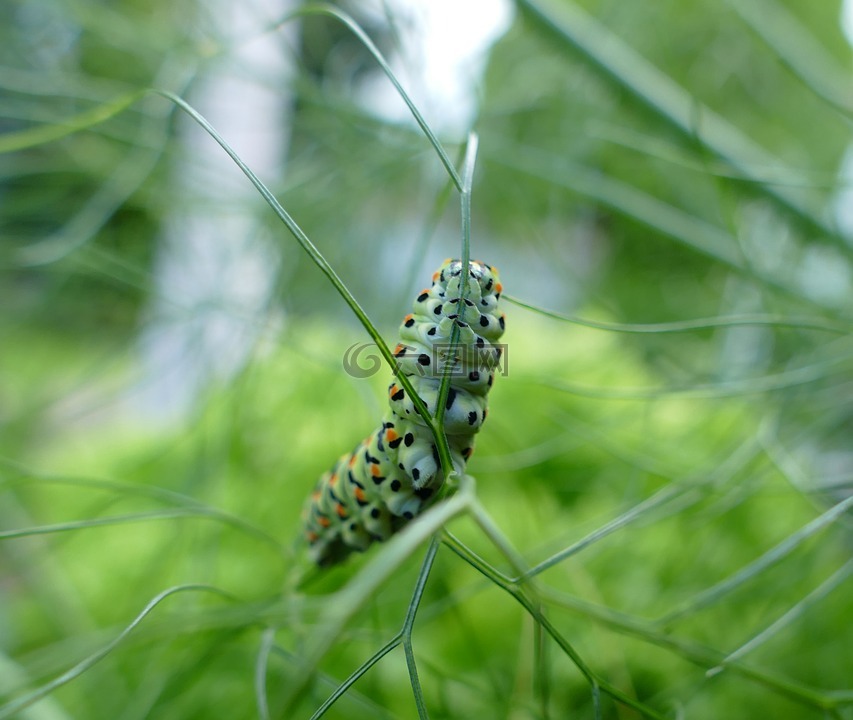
[302,259,505,566]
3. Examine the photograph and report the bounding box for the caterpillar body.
[302,259,505,566]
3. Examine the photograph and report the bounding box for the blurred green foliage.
[2,0,852,718]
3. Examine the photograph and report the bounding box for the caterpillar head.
[436,259,502,301]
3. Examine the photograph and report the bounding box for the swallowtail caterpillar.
[301,259,505,566]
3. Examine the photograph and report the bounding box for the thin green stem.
[654,493,853,627]
[434,133,479,432]
[707,558,853,676]
[281,4,462,191]
[403,539,441,720]
[443,536,667,719]
[0,466,284,551]
[308,636,403,720]
[0,90,145,154]
[460,132,478,267]
[520,437,762,580]
[724,0,853,116]
[542,587,845,711]
[447,508,662,717]
[255,628,276,720]
[541,347,853,400]
[505,294,853,335]
[533,606,551,719]
[307,537,441,719]
[0,585,234,720]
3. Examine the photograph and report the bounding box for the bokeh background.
[2,0,852,718]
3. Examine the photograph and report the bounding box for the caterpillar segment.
[301,259,506,566]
